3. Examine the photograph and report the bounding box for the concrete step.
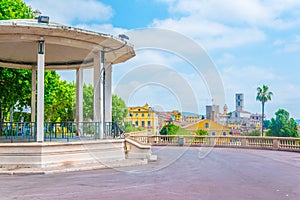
[0,158,148,175]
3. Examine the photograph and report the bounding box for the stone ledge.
[0,158,148,175]
[0,140,126,169]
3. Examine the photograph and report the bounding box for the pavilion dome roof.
[0,19,135,70]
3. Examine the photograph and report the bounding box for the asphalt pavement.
[1,147,299,200]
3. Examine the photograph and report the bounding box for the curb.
[0,158,148,176]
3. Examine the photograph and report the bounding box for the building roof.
[235,110,252,114]
[0,19,135,70]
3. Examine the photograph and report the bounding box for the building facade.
[206,93,264,135]
[125,104,159,135]
[184,119,230,136]
[182,112,202,122]
[206,105,220,123]
[236,93,244,111]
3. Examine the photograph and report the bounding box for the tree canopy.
[112,94,127,123]
[266,109,299,138]
[83,84,94,121]
[160,124,189,135]
[0,0,34,121]
[0,1,76,122]
[196,129,208,136]
[0,0,34,20]
[0,68,32,117]
[0,0,129,124]
[256,85,273,136]
[44,72,75,122]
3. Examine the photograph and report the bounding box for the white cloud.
[171,0,271,26]
[151,17,266,50]
[159,0,300,29]
[150,0,300,50]
[274,35,300,53]
[25,0,113,25]
[216,53,235,64]
[273,39,285,46]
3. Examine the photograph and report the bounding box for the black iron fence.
[0,121,124,143]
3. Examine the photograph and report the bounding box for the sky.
[24,0,300,119]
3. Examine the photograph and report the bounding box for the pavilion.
[0,18,154,169]
[0,18,135,142]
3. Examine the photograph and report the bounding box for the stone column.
[37,40,45,142]
[76,68,83,136]
[31,66,37,123]
[105,63,112,123]
[93,51,104,139]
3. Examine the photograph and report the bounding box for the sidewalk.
[0,158,148,175]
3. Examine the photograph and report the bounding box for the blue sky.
[25,0,300,119]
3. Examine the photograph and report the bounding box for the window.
[138,109,141,111]
[211,132,216,136]
[142,113,145,117]
[204,123,210,128]
[148,113,151,117]
[148,121,151,126]
[135,121,138,126]
[142,121,145,127]
[222,132,227,136]
[129,113,133,117]
[135,113,138,117]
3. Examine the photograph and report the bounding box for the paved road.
[1,147,300,200]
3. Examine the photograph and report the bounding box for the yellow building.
[184,115,202,123]
[125,104,158,135]
[172,110,182,121]
[184,119,230,136]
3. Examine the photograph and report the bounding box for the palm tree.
[256,85,273,136]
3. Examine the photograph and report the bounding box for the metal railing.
[0,121,124,143]
[126,135,300,152]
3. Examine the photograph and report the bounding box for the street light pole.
[101,51,106,138]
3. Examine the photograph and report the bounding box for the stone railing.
[126,135,300,152]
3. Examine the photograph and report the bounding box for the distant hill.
[182,112,202,117]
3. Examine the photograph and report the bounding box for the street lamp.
[101,39,128,137]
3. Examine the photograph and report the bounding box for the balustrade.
[126,134,300,152]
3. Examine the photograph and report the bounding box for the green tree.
[81,85,128,123]
[244,130,261,136]
[264,120,270,130]
[0,0,34,20]
[0,1,78,123]
[0,0,34,121]
[112,94,127,124]
[256,85,273,136]
[83,84,94,121]
[160,124,189,135]
[196,129,208,136]
[124,122,144,132]
[0,68,32,120]
[266,109,299,138]
[44,71,75,122]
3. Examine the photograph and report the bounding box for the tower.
[236,93,244,111]
[206,105,220,123]
[223,104,228,114]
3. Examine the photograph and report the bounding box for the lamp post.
[102,36,128,123]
